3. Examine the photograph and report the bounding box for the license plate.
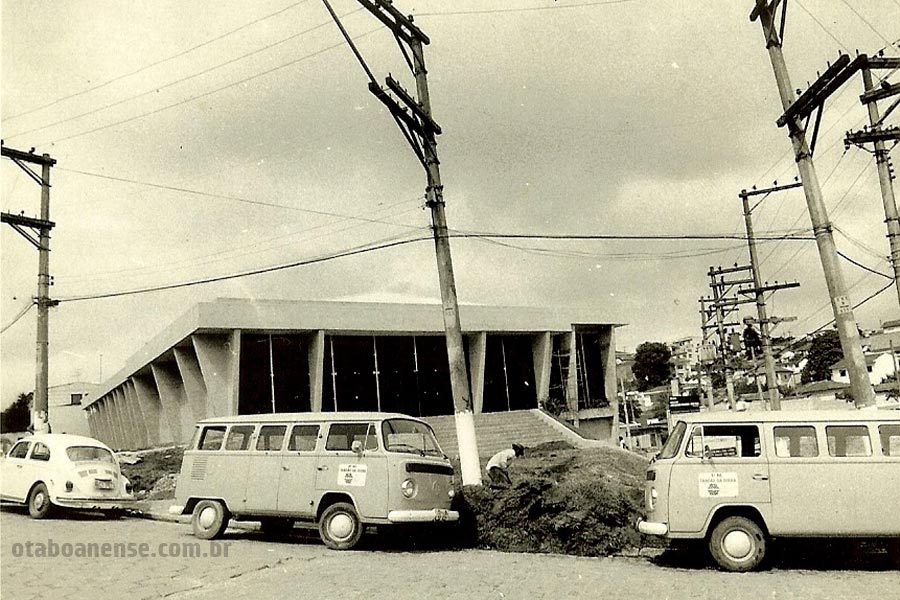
[95,479,113,490]
[434,509,449,522]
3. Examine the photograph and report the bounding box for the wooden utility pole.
[738,182,802,410]
[750,0,875,407]
[1,143,57,433]
[846,63,900,305]
[324,0,482,484]
[707,264,756,409]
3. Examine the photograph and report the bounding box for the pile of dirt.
[119,446,184,498]
[453,446,652,557]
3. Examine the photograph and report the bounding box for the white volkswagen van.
[637,410,900,571]
[169,412,458,549]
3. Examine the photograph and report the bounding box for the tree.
[632,342,672,391]
[800,330,843,384]
[1,392,32,433]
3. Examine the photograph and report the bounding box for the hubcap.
[328,513,354,540]
[34,492,46,509]
[723,529,753,560]
[198,506,218,529]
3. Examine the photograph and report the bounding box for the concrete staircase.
[423,409,605,459]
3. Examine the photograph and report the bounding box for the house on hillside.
[830,352,896,386]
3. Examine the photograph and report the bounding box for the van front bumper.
[169,504,186,515]
[388,509,459,523]
[637,519,668,536]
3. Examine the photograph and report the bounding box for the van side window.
[288,425,319,452]
[326,423,378,451]
[257,425,287,451]
[225,425,255,451]
[198,426,227,451]
[774,426,818,457]
[826,425,872,457]
[686,425,760,458]
[879,424,900,457]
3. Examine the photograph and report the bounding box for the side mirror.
[351,440,364,457]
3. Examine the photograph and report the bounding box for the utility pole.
[324,0,482,484]
[1,143,57,433]
[845,59,900,305]
[750,0,876,407]
[707,264,756,409]
[738,181,802,410]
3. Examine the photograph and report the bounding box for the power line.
[837,250,893,280]
[414,0,641,18]
[57,167,418,227]
[37,28,382,146]
[0,302,34,335]
[7,11,363,141]
[4,0,312,122]
[794,0,850,52]
[839,0,893,46]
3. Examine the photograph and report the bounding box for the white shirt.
[486,448,517,470]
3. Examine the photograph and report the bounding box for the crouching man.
[485,443,525,487]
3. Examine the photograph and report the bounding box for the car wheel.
[319,502,362,550]
[709,516,767,572]
[259,517,294,536]
[191,500,229,540]
[27,483,52,519]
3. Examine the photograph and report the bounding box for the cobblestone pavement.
[1,505,897,600]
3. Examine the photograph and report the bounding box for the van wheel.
[319,502,362,550]
[260,517,294,536]
[192,500,229,540]
[28,483,52,519]
[709,516,767,572]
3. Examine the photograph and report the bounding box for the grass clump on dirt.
[118,446,184,499]
[453,445,651,557]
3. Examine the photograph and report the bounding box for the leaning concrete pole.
[410,39,483,485]
[751,2,875,407]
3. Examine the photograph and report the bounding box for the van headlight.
[400,478,417,499]
[649,487,657,511]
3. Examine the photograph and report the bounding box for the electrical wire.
[0,302,34,335]
[36,28,382,147]
[6,11,363,141]
[839,0,893,46]
[414,0,642,18]
[3,0,313,122]
[837,250,893,279]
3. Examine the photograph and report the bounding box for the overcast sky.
[2,0,899,409]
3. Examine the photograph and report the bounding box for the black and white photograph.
[2,1,899,598]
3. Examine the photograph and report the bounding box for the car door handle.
[752,474,768,481]
[317,466,328,471]
[16,464,22,469]
[282,465,289,471]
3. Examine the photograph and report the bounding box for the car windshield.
[658,421,687,460]
[66,446,115,463]
[382,419,444,457]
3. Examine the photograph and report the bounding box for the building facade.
[83,299,621,450]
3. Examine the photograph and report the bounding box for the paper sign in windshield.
[698,472,738,498]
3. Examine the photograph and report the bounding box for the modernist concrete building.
[83,299,621,450]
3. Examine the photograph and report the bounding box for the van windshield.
[382,419,444,457]
[658,421,686,460]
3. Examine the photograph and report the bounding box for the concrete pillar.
[192,332,238,418]
[174,346,207,422]
[564,331,579,426]
[113,387,136,449]
[532,332,552,410]
[108,390,127,450]
[152,362,193,444]
[466,332,487,414]
[86,406,98,439]
[133,374,164,446]
[97,400,112,447]
[102,399,117,448]
[308,330,325,412]
[601,326,619,439]
[123,379,149,449]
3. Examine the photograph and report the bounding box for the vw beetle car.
[0,434,134,518]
